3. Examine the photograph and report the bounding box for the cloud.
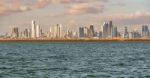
[106,11,150,25]
[111,2,126,7]
[0,0,109,16]
[33,0,51,8]
[108,11,150,20]
[0,0,51,15]
[0,0,31,15]
[68,4,104,15]
[57,0,109,4]
[48,4,105,17]
[58,0,85,4]
[33,0,109,8]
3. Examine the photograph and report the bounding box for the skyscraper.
[131,30,141,39]
[48,27,52,38]
[99,31,103,38]
[89,25,95,37]
[53,24,62,38]
[112,26,118,38]
[79,27,84,38]
[28,29,31,38]
[55,24,62,38]
[31,20,36,38]
[36,25,40,38]
[84,27,88,37]
[11,27,19,38]
[142,25,149,38]
[102,22,109,38]
[58,24,62,38]
[108,21,113,38]
[124,27,129,39]
[24,28,28,38]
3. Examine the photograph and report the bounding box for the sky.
[0,0,150,34]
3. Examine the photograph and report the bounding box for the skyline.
[2,20,150,40]
[0,0,150,34]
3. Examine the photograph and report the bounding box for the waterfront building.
[86,28,90,37]
[31,20,36,38]
[73,32,78,38]
[40,28,44,37]
[28,29,31,38]
[84,27,88,37]
[23,28,28,38]
[79,27,85,38]
[112,26,118,38]
[131,30,141,39]
[48,27,52,38]
[53,24,62,38]
[67,30,73,38]
[94,32,98,37]
[89,25,95,37]
[102,22,109,38]
[124,27,129,39]
[54,25,57,38]
[58,24,62,38]
[128,32,132,39]
[99,31,103,38]
[142,25,149,38]
[36,25,40,38]
[108,21,113,38]
[55,24,62,38]
[11,27,19,38]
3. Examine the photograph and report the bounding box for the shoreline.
[1,38,150,42]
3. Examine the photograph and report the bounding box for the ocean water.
[0,42,150,78]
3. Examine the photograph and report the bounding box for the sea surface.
[0,42,150,78]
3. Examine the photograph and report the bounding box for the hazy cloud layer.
[0,0,108,16]
[106,11,150,25]
[68,4,104,15]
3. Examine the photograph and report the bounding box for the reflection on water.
[0,42,150,78]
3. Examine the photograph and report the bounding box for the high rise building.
[36,25,40,38]
[108,21,113,38]
[40,28,44,37]
[66,30,73,38]
[112,26,118,38]
[53,24,62,38]
[48,27,52,38]
[24,28,28,38]
[54,25,57,38]
[79,27,84,38]
[99,31,103,38]
[58,24,62,38]
[11,27,19,38]
[31,20,36,38]
[55,24,62,38]
[28,29,31,38]
[131,30,141,39]
[102,22,109,38]
[84,27,88,37]
[124,27,129,39]
[102,21,113,38]
[90,25,95,37]
[142,25,149,38]
[73,32,78,38]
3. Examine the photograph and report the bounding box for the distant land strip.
[1,38,150,42]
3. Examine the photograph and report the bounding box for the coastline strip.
[0,38,150,42]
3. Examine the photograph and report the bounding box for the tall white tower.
[31,20,36,38]
[36,25,40,38]
[54,25,58,38]
[58,24,62,38]
[49,27,52,38]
